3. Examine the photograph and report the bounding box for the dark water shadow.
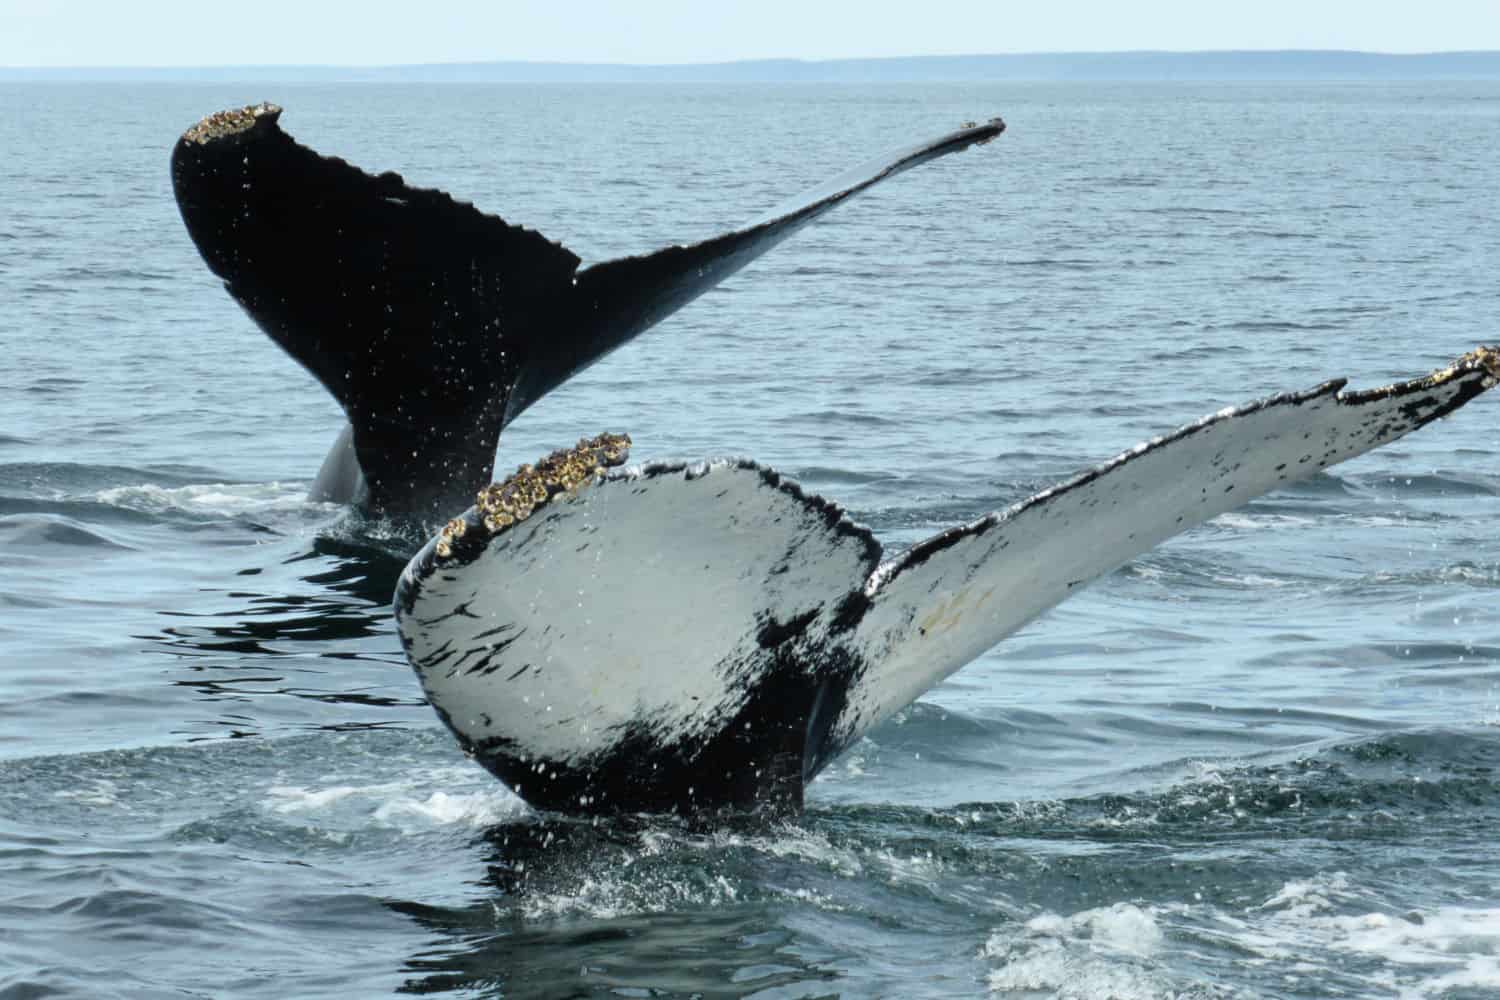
[393,901,834,999]
[143,534,409,658]
[138,529,429,739]
[388,817,842,999]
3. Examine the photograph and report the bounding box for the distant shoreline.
[5,50,1500,83]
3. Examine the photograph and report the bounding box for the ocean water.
[2,80,1499,998]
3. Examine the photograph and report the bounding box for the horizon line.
[6,48,1500,72]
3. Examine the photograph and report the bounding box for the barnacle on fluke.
[1368,344,1500,395]
[181,103,281,145]
[434,432,632,558]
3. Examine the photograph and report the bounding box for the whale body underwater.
[174,105,1499,816]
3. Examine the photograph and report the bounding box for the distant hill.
[6,50,1500,83]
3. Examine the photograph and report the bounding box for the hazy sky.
[3,0,1497,67]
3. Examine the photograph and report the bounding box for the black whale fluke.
[172,104,1005,522]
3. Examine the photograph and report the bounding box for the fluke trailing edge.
[395,348,1499,816]
[171,104,1005,522]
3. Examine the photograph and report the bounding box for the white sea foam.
[1211,512,1316,531]
[95,481,324,517]
[266,783,368,811]
[373,789,519,828]
[704,824,866,877]
[983,903,1186,998]
[263,773,526,833]
[1252,870,1352,919]
[1012,874,1500,999]
[51,778,120,807]
[518,871,742,922]
[1209,572,1290,589]
[864,844,948,884]
[1232,874,1500,997]
[511,823,874,922]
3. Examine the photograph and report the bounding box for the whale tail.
[393,348,1498,815]
[171,104,1004,521]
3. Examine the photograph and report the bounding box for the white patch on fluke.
[839,348,1498,751]
[401,460,876,767]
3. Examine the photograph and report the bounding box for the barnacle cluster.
[434,514,467,559]
[182,103,282,145]
[1345,344,1500,407]
[1462,345,1500,382]
[1401,345,1500,394]
[434,432,631,558]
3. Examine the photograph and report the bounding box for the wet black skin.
[171,106,1005,523]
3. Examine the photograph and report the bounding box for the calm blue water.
[2,81,1499,998]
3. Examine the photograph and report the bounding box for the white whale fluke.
[395,348,1498,816]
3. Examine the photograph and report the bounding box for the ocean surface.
[2,81,1499,998]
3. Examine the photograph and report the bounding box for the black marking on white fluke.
[395,348,1499,816]
[171,104,1006,523]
